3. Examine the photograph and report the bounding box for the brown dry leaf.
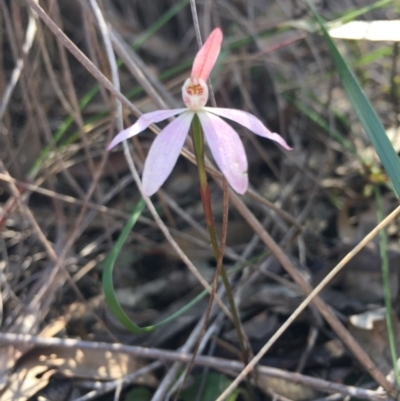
[33,346,158,382]
[257,376,320,401]
[0,364,54,401]
[0,345,157,401]
[38,303,87,339]
[0,345,24,391]
[349,308,400,374]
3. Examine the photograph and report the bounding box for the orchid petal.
[142,112,194,196]
[107,108,187,150]
[197,111,248,194]
[204,107,292,150]
[191,28,223,81]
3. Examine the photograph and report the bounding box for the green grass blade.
[375,186,400,387]
[305,0,400,196]
[102,199,207,333]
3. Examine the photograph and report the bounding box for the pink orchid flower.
[107,28,291,196]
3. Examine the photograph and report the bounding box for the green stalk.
[191,115,248,362]
[375,186,400,388]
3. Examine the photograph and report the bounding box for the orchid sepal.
[197,111,248,194]
[142,111,194,196]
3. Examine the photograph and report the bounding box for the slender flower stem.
[375,185,400,388]
[191,115,249,362]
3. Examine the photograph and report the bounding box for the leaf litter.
[0,0,400,400]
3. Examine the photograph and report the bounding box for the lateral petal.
[191,28,223,81]
[142,112,194,196]
[197,111,248,194]
[107,108,187,150]
[203,107,292,150]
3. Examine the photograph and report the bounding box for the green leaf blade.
[305,0,400,197]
